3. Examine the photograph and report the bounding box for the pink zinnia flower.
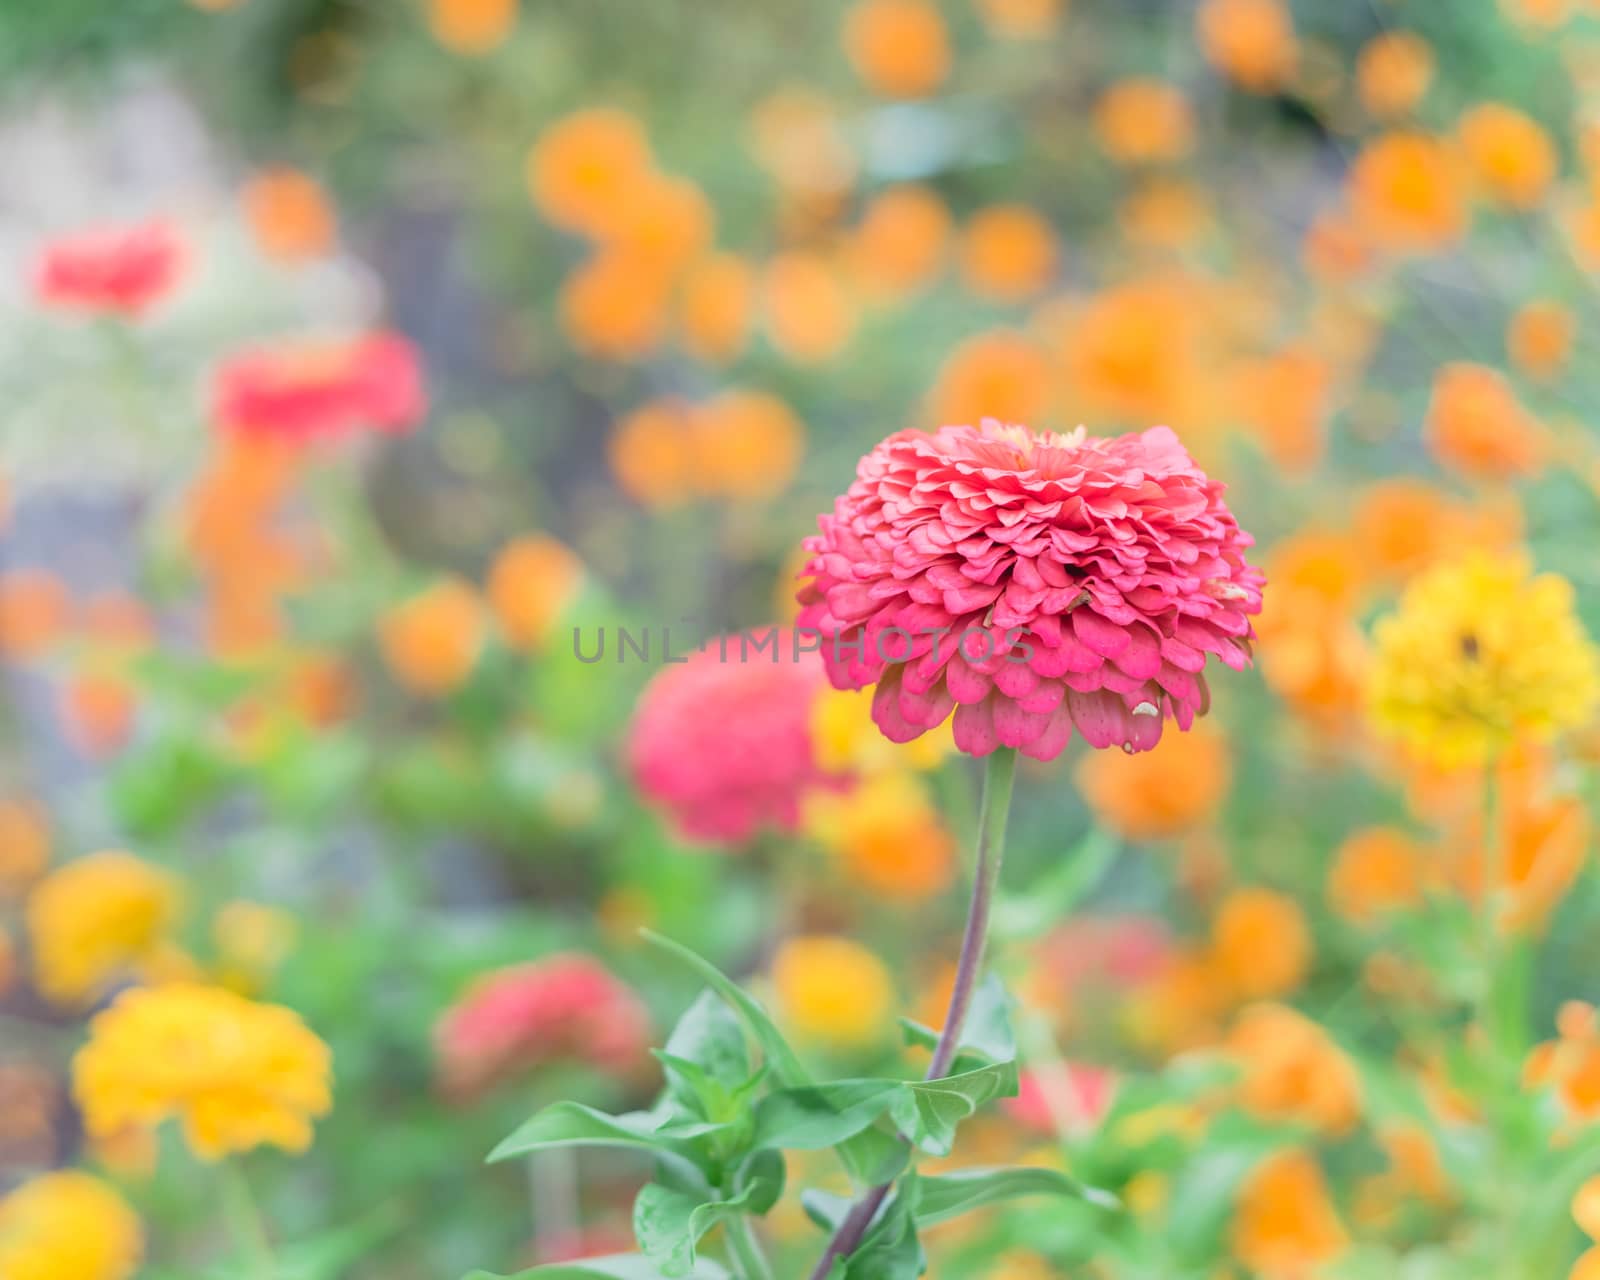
[797,421,1263,760]
[627,630,839,845]
[33,220,184,318]
[211,331,426,443]
[1005,1065,1117,1136]
[435,953,650,1099]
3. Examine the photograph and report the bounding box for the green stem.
[222,1161,275,1280]
[727,1215,775,1280]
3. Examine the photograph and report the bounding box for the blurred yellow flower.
[1196,0,1297,93]
[772,935,894,1049]
[74,983,333,1161]
[849,185,951,301]
[1356,30,1434,118]
[428,0,517,55]
[810,685,951,774]
[804,771,955,903]
[0,1171,142,1280]
[842,0,950,99]
[677,253,755,364]
[26,850,181,1006]
[525,108,653,236]
[1093,78,1194,164]
[1368,553,1600,768]
[1459,102,1558,210]
[960,204,1058,303]
[212,900,298,995]
[1075,720,1230,841]
[1327,826,1429,923]
[1348,131,1468,253]
[930,330,1053,433]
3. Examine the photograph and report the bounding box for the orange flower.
[849,185,951,300]
[1525,1002,1600,1120]
[1231,344,1331,476]
[62,671,137,758]
[241,168,336,263]
[1355,30,1434,118]
[747,88,857,203]
[560,250,674,360]
[1328,826,1428,923]
[609,400,697,508]
[678,254,755,364]
[803,772,955,903]
[0,570,70,661]
[1196,0,1297,93]
[79,592,155,655]
[1120,178,1212,250]
[1424,362,1547,481]
[1075,721,1231,842]
[1228,1003,1362,1135]
[1232,1149,1350,1278]
[0,799,50,899]
[960,205,1058,302]
[1351,478,1520,583]
[595,173,714,271]
[1348,132,1467,252]
[427,0,516,54]
[1507,299,1575,381]
[379,579,485,697]
[487,536,583,652]
[1093,79,1194,164]
[842,0,951,99]
[689,390,806,500]
[973,0,1062,38]
[1458,103,1558,210]
[1126,946,1234,1054]
[1211,889,1311,1000]
[1302,211,1374,282]
[526,108,653,236]
[930,330,1053,427]
[764,251,855,363]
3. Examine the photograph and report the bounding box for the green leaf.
[890,1061,1018,1157]
[897,975,1017,1072]
[914,1166,1118,1227]
[801,1189,856,1234]
[643,931,809,1087]
[488,1103,707,1187]
[635,1180,769,1278]
[463,1254,730,1279]
[842,1178,923,1280]
[737,1148,787,1215]
[663,990,752,1089]
[751,1079,904,1152]
[836,1124,911,1189]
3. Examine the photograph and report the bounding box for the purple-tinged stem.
[807,746,1018,1279]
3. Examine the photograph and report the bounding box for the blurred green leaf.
[488,1102,706,1188]
[751,1079,903,1152]
[914,1166,1118,1227]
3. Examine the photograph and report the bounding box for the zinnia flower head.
[0,1171,142,1280]
[73,983,333,1161]
[211,331,426,443]
[33,220,183,318]
[797,421,1263,761]
[1368,552,1600,768]
[434,953,650,1099]
[627,630,841,844]
[26,850,181,1006]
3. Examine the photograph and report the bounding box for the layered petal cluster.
[435,954,650,1099]
[73,983,333,1160]
[33,221,183,318]
[212,331,426,443]
[797,421,1263,760]
[627,630,839,843]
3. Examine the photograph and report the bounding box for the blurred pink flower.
[434,954,650,1099]
[1037,914,1175,989]
[626,631,840,845]
[211,331,426,443]
[1005,1065,1117,1135]
[797,421,1263,760]
[33,220,184,318]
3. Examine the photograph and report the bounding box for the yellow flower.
[74,983,333,1161]
[212,900,298,995]
[0,1170,142,1280]
[771,935,894,1049]
[810,685,951,774]
[1368,553,1600,768]
[26,851,181,1006]
[803,772,955,903]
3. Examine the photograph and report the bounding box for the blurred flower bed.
[3,0,1600,1277]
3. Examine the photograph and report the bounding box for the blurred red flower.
[33,220,184,318]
